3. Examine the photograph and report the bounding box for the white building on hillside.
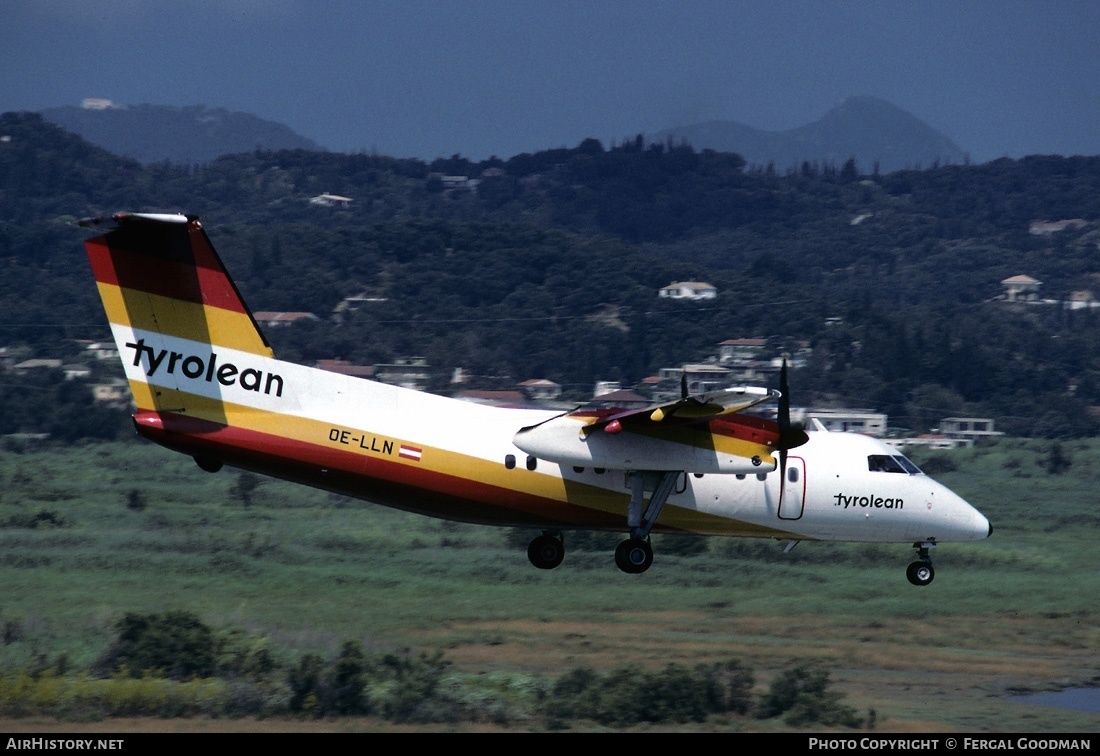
[659,282,717,300]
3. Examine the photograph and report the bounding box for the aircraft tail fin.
[82,213,274,418]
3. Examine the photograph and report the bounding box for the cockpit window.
[868,454,923,474]
[895,455,922,474]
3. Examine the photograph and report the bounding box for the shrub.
[96,611,216,680]
[327,641,367,714]
[917,455,957,475]
[699,658,755,715]
[755,663,862,727]
[367,649,452,723]
[544,659,756,726]
[287,653,324,714]
[125,489,147,511]
[287,645,453,721]
[1043,442,1072,475]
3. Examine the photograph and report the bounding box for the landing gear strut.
[527,531,565,570]
[614,471,679,574]
[906,541,936,586]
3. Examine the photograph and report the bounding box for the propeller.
[775,356,809,503]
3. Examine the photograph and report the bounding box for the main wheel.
[615,538,653,574]
[906,560,935,586]
[527,534,565,570]
[193,456,223,473]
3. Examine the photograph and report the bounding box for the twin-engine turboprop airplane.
[80,212,991,585]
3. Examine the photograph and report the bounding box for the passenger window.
[505,454,516,470]
[526,456,538,471]
[787,467,799,483]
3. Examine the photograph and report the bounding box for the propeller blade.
[778,358,787,506]
[779,357,791,430]
[778,357,789,504]
[774,356,809,451]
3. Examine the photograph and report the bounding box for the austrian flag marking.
[399,445,423,462]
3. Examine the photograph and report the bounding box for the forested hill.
[39,103,322,165]
[3,110,1100,438]
[649,96,967,175]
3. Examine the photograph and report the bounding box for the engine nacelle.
[513,415,777,474]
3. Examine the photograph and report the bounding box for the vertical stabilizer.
[83,213,274,423]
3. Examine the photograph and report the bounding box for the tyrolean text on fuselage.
[833,492,903,510]
[125,338,283,397]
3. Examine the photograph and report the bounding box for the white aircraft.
[81,212,991,586]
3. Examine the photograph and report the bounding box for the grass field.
[0,435,1096,732]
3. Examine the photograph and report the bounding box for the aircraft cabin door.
[778,456,806,520]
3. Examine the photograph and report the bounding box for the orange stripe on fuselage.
[137,410,617,529]
[128,387,791,537]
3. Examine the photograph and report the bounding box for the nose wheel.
[906,541,936,586]
[906,560,935,586]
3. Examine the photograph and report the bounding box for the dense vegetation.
[0,438,1096,731]
[2,111,1100,439]
[6,609,839,727]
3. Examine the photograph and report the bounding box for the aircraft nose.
[940,484,991,541]
[975,509,993,540]
[959,492,992,541]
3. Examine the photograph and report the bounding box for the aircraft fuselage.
[84,213,990,583]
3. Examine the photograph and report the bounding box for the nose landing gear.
[906,541,936,586]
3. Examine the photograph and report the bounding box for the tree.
[755,663,861,727]
[288,653,324,713]
[125,489,147,512]
[97,611,216,680]
[1043,441,1072,475]
[326,641,367,714]
[230,471,261,508]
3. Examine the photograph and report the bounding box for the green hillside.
[3,111,1100,438]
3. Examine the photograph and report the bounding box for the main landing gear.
[614,537,653,574]
[193,455,223,473]
[614,471,677,574]
[906,541,937,586]
[524,531,657,574]
[524,470,679,574]
[527,531,565,570]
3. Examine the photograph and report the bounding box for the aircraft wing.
[579,386,779,435]
[514,384,785,474]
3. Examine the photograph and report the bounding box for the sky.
[2,0,1098,163]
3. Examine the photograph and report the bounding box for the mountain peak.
[651,96,965,174]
